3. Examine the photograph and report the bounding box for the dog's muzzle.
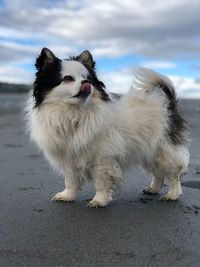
[72,80,92,99]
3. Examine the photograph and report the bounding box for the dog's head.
[33,48,110,107]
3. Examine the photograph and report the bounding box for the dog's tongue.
[82,83,91,93]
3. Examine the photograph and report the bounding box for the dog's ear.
[35,47,59,71]
[77,50,95,70]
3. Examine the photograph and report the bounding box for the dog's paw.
[52,190,75,202]
[143,186,159,194]
[88,199,107,208]
[160,193,181,201]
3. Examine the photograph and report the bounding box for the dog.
[26,47,190,207]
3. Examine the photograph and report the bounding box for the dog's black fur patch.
[160,83,189,145]
[33,48,62,108]
[70,50,110,102]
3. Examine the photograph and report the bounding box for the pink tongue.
[82,83,91,93]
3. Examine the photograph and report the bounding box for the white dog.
[26,48,189,207]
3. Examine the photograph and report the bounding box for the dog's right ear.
[35,48,59,71]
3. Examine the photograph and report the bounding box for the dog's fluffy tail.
[133,67,189,146]
[133,67,176,102]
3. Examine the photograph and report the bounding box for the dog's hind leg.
[143,175,164,194]
[160,145,189,201]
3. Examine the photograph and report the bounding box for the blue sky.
[0,0,200,97]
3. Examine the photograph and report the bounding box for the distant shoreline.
[0,82,31,93]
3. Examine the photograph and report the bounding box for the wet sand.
[0,93,200,266]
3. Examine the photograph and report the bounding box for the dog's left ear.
[77,50,95,70]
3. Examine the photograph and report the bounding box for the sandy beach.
[0,93,200,267]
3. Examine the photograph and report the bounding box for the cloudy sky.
[0,0,200,97]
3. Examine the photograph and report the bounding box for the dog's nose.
[81,79,91,85]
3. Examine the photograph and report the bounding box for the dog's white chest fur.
[28,99,114,177]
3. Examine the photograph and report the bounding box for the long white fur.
[26,63,189,207]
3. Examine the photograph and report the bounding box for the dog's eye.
[63,75,74,82]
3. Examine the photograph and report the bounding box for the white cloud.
[1,0,200,58]
[0,66,33,84]
[99,70,132,94]
[142,61,176,69]
[170,75,200,98]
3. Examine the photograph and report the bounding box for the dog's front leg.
[88,160,122,208]
[52,168,81,202]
